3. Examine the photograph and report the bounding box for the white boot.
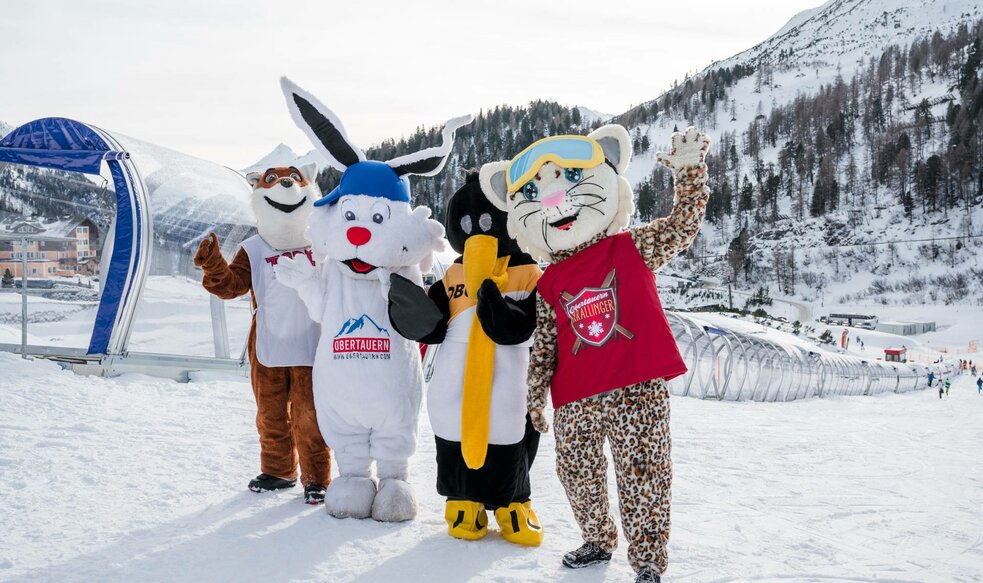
[324,476,377,519]
[371,478,417,522]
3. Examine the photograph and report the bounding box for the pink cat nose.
[541,190,567,208]
[347,226,371,246]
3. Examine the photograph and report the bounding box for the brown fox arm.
[629,162,710,272]
[200,246,252,300]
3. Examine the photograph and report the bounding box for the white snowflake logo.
[588,321,605,338]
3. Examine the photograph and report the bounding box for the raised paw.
[193,232,223,268]
[371,478,417,522]
[324,476,377,519]
[656,126,711,172]
[272,254,316,290]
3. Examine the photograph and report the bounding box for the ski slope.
[1,352,981,582]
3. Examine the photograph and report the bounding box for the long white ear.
[298,162,318,183]
[413,206,447,273]
[588,124,632,175]
[281,77,366,172]
[387,114,474,177]
[478,161,510,211]
[246,171,262,188]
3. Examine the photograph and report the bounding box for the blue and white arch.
[0,117,152,355]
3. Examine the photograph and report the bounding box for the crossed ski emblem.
[560,269,634,355]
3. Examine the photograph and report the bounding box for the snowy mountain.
[0,120,12,139]
[242,143,299,174]
[612,3,983,312]
[712,0,980,71]
[575,105,612,125]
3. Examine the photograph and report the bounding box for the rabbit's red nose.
[346,226,372,246]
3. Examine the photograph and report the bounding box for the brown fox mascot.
[194,164,331,504]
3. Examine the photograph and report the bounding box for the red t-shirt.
[537,232,687,408]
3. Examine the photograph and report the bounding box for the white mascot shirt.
[241,234,320,367]
[313,261,424,435]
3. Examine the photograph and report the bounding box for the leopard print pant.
[553,379,672,574]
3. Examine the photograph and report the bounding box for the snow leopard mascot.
[274,77,471,522]
[479,125,710,582]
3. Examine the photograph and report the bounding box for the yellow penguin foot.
[494,501,544,547]
[445,500,488,540]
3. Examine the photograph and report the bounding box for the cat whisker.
[519,209,539,226]
[569,191,605,201]
[569,181,604,191]
[573,203,604,216]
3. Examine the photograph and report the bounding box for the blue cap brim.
[313,186,340,207]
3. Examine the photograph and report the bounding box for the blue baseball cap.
[314,160,412,207]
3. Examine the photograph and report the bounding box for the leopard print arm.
[630,162,710,272]
[527,293,557,411]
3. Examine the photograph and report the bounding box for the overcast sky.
[0,0,821,169]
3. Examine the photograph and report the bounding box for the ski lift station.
[0,117,952,399]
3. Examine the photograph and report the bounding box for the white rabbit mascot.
[274,77,472,522]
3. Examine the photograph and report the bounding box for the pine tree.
[959,37,980,91]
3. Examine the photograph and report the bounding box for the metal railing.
[664,312,946,400]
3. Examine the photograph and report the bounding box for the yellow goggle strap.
[505,135,604,192]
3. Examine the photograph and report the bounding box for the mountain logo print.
[333,313,391,360]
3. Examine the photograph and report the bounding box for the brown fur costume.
[195,235,330,486]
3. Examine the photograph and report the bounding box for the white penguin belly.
[426,307,530,445]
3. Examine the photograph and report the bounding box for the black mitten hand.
[476,279,536,345]
[388,273,444,341]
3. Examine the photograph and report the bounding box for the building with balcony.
[0,215,101,279]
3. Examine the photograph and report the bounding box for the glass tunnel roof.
[111,132,254,245]
[107,131,258,359]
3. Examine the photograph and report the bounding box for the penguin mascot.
[388,172,544,545]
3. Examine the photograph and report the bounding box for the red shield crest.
[562,286,619,347]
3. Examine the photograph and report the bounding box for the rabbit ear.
[386,115,474,177]
[281,77,365,172]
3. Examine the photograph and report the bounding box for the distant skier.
[976,377,982,395]
[927,371,935,387]
[938,384,944,399]
[944,377,952,395]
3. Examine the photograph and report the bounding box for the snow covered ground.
[1,352,981,582]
